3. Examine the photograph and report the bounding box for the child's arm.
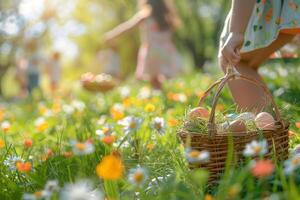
[220,0,255,66]
[104,6,152,44]
[230,0,256,33]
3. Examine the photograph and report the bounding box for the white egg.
[237,112,255,121]
[255,112,275,130]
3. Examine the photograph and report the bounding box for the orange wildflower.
[289,131,296,138]
[101,135,116,145]
[0,139,5,149]
[146,143,154,151]
[96,154,124,180]
[24,139,33,148]
[168,118,179,127]
[296,122,300,129]
[16,161,32,173]
[251,159,274,178]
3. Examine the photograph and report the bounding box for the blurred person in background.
[16,39,43,96]
[104,0,183,89]
[46,51,61,95]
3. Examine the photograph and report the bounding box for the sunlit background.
[0,0,233,97]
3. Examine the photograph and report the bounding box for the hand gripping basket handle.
[198,65,284,137]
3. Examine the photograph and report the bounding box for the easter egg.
[228,120,247,133]
[225,113,238,121]
[188,107,210,120]
[237,112,255,121]
[255,112,275,130]
[217,121,230,133]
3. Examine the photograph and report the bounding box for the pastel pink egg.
[255,112,275,130]
[188,107,210,120]
[228,120,247,133]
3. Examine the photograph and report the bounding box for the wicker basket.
[81,73,116,93]
[178,66,289,183]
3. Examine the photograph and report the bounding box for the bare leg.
[220,33,295,112]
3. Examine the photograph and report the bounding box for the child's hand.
[219,32,244,67]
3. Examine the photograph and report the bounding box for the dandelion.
[4,155,24,171]
[16,161,32,173]
[0,107,5,121]
[145,103,155,112]
[184,148,210,164]
[60,180,103,200]
[1,120,11,132]
[96,154,124,180]
[0,139,5,149]
[250,159,274,178]
[118,116,143,134]
[71,140,94,156]
[24,139,33,148]
[151,117,166,134]
[243,139,268,157]
[284,154,300,174]
[128,166,149,187]
[35,117,48,132]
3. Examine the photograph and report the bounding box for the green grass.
[0,63,300,200]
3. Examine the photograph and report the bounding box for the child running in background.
[104,0,183,89]
[219,0,300,112]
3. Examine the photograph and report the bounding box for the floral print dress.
[221,0,300,53]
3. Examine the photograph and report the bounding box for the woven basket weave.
[178,66,289,182]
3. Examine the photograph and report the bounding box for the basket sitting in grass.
[81,72,116,92]
[177,66,289,183]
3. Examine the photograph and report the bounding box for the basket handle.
[198,65,284,137]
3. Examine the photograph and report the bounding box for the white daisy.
[128,166,149,187]
[62,104,75,115]
[284,154,300,175]
[1,120,11,131]
[243,139,268,157]
[151,117,166,134]
[184,148,210,164]
[4,155,24,171]
[118,116,143,134]
[59,180,103,200]
[70,140,94,156]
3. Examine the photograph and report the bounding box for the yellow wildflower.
[144,103,155,112]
